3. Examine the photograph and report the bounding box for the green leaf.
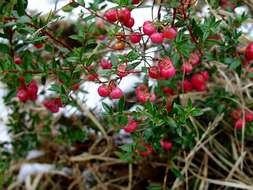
[171,167,183,179]
[127,50,139,61]
[229,59,241,70]
[191,108,203,117]
[62,2,79,12]
[102,102,112,113]
[0,43,9,54]
[118,96,125,112]
[17,0,25,16]
[77,0,85,4]
[126,61,140,71]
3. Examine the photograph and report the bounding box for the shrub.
[0,0,253,189]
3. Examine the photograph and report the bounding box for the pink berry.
[200,71,209,80]
[14,56,22,65]
[148,66,162,79]
[137,93,148,103]
[104,9,118,23]
[160,140,173,150]
[181,62,193,73]
[117,64,128,78]
[17,87,29,102]
[110,87,123,99]
[163,87,175,95]
[235,119,244,129]
[150,32,164,44]
[182,80,193,92]
[88,73,98,81]
[130,32,141,43]
[150,93,156,102]
[189,52,200,65]
[143,21,157,36]
[245,43,253,61]
[191,73,206,91]
[98,85,110,97]
[245,112,253,122]
[124,120,138,133]
[162,27,177,39]
[158,58,176,79]
[124,17,135,28]
[132,0,140,4]
[117,9,131,24]
[27,80,38,101]
[100,59,112,69]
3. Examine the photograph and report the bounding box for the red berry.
[100,59,112,69]
[124,17,135,28]
[160,140,173,150]
[117,9,131,24]
[43,100,59,113]
[166,100,172,112]
[124,120,138,133]
[189,52,200,65]
[72,83,80,91]
[17,87,29,102]
[158,58,176,79]
[149,93,156,102]
[27,80,38,101]
[98,85,110,97]
[220,0,237,9]
[162,27,177,39]
[88,73,98,81]
[14,56,22,65]
[137,94,148,103]
[54,97,63,108]
[135,84,155,103]
[150,32,164,44]
[135,84,148,103]
[181,62,193,73]
[132,0,140,4]
[143,21,157,36]
[98,35,106,41]
[104,9,118,23]
[43,97,63,113]
[149,66,161,79]
[191,73,206,91]
[163,87,175,95]
[117,64,128,78]
[200,71,209,80]
[234,118,244,129]
[245,43,253,61]
[181,80,193,92]
[18,76,25,83]
[110,87,123,99]
[230,109,241,120]
[34,44,44,49]
[245,112,253,122]
[130,32,141,43]
[138,144,153,157]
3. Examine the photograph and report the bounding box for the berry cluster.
[17,79,38,102]
[43,97,63,113]
[98,84,123,99]
[231,109,253,129]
